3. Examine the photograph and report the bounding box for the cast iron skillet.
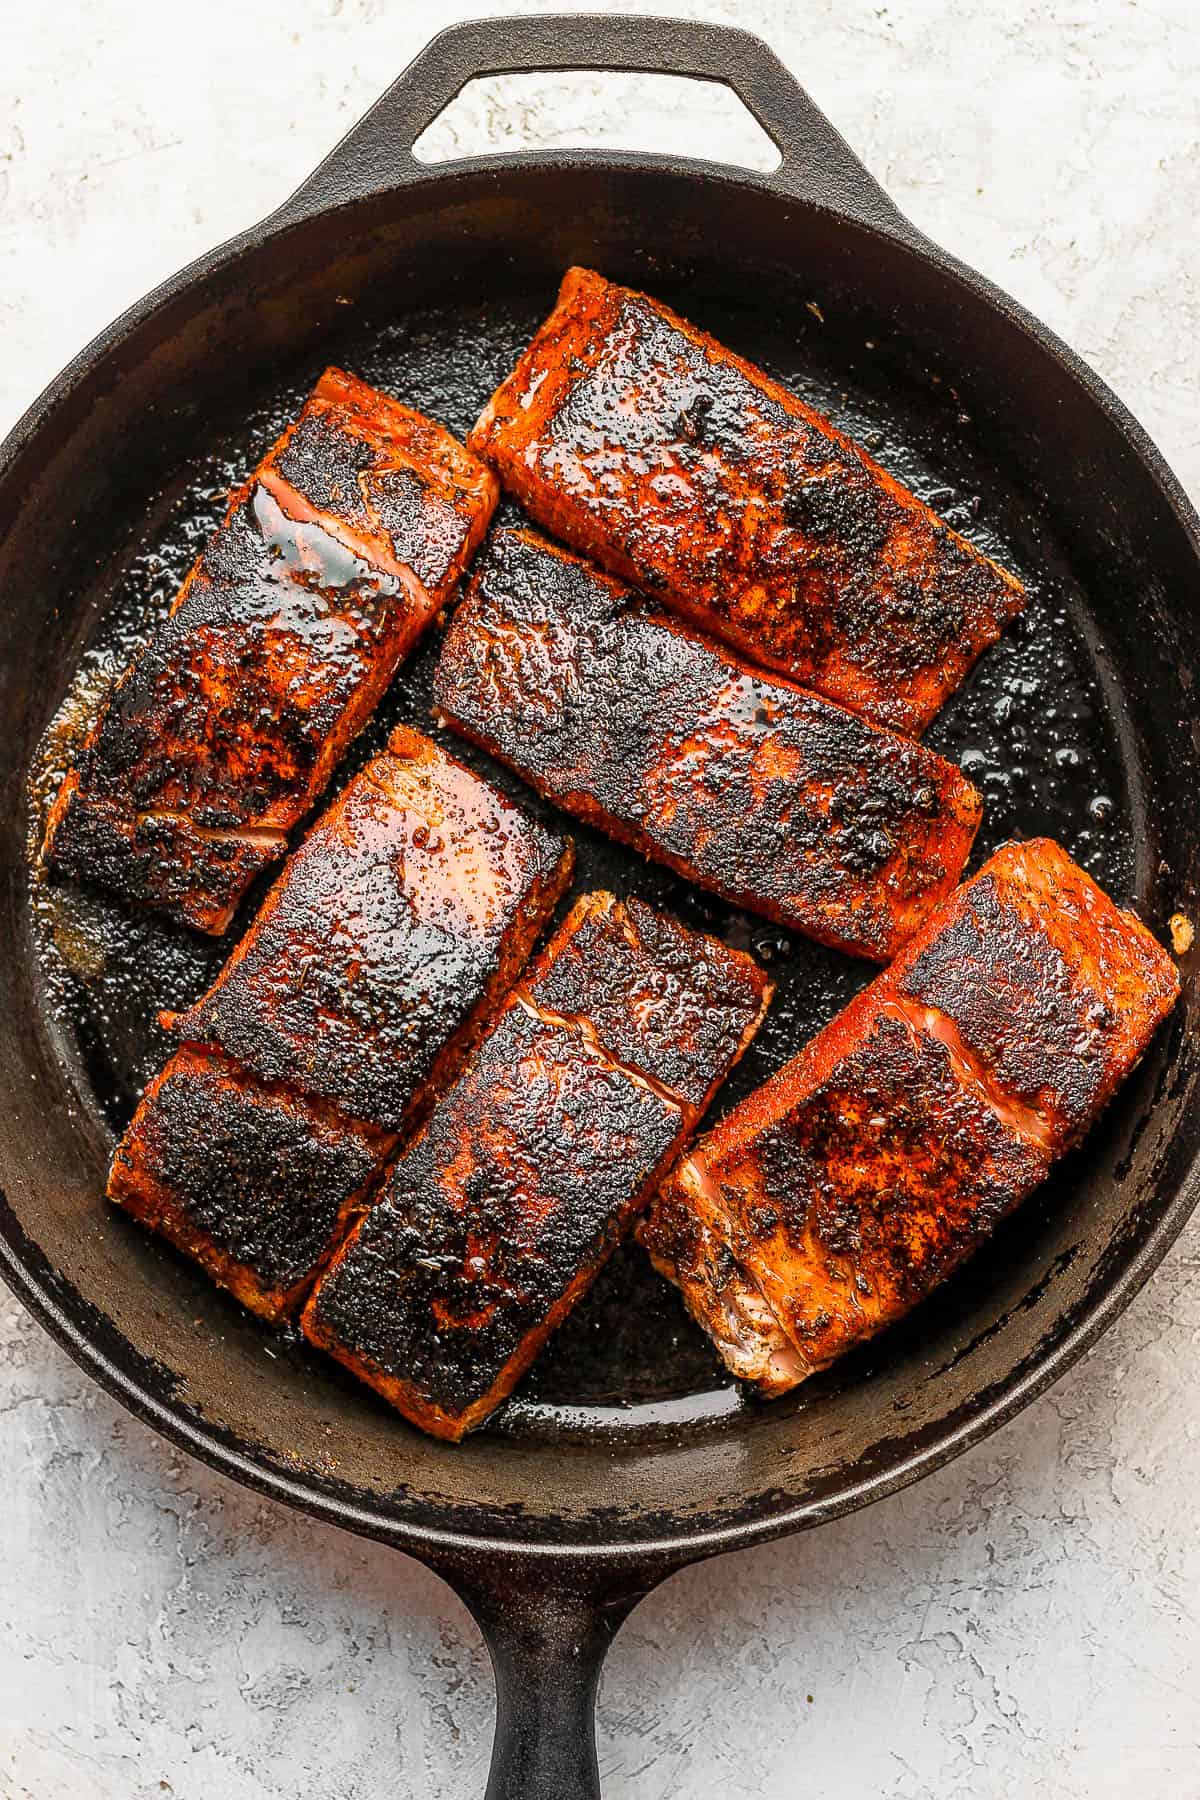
[2,16,1198,1796]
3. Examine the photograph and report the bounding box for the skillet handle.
[436,1555,662,1799]
[273,13,907,233]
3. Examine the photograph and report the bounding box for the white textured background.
[2,2,1198,1795]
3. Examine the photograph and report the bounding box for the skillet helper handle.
[438,1558,655,1799]
[274,13,907,233]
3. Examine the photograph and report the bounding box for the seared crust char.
[303,1001,683,1438]
[894,846,1177,1144]
[108,1046,393,1323]
[113,729,567,1315]
[522,889,769,1113]
[43,369,498,932]
[470,269,1025,736]
[435,528,982,959]
[302,891,770,1439]
[169,726,573,1132]
[639,839,1180,1394]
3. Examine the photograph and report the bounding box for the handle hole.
[412,70,782,173]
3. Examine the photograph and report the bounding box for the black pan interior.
[2,165,1197,1548]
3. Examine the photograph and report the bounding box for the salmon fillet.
[43,368,498,932]
[435,527,982,960]
[639,839,1180,1393]
[470,268,1025,736]
[167,725,573,1132]
[113,729,568,1315]
[302,891,770,1439]
[108,1046,393,1323]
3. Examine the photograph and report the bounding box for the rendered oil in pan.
[26,283,1138,1436]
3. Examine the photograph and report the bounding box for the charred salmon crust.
[43,368,498,932]
[469,268,1024,737]
[435,527,982,960]
[108,1045,394,1324]
[520,888,770,1113]
[168,725,573,1133]
[117,731,568,1316]
[302,1000,685,1440]
[639,839,1180,1394]
[302,891,770,1439]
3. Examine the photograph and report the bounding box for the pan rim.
[5,152,1200,562]
[3,1158,1197,1564]
[2,150,1198,1563]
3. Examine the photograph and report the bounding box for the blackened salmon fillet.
[469,268,1025,736]
[112,728,569,1317]
[108,1046,393,1323]
[302,891,770,1439]
[435,528,982,961]
[639,839,1180,1393]
[167,725,573,1132]
[43,368,498,932]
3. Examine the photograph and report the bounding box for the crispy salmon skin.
[168,725,573,1132]
[302,892,770,1439]
[43,368,497,932]
[639,839,1180,1393]
[470,268,1025,736]
[436,527,982,960]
